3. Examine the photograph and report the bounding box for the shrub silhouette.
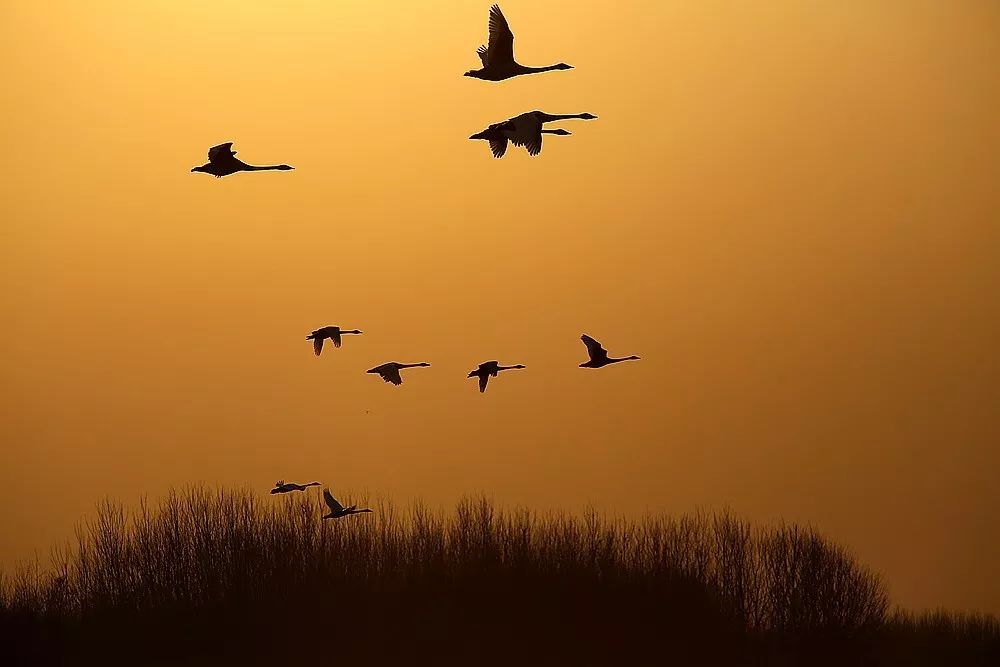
[1,487,996,666]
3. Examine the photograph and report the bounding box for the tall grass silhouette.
[2,486,996,666]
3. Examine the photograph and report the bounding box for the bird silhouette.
[322,489,373,520]
[366,362,431,386]
[470,111,597,157]
[306,326,363,355]
[468,361,526,393]
[464,5,573,81]
[270,480,320,494]
[191,142,294,178]
[579,335,640,368]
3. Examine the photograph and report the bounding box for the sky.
[1,0,998,614]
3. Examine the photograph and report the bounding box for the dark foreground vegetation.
[2,488,996,666]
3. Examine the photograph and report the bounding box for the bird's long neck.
[520,64,566,75]
[540,130,563,135]
[540,113,589,121]
[498,365,524,371]
[244,164,291,171]
[609,356,639,364]
[400,363,426,368]
[307,482,320,487]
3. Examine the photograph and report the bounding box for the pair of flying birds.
[189,5,594,174]
[270,481,372,520]
[308,326,640,392]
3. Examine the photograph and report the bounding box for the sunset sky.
[1,0,997,614]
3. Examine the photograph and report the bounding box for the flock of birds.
[308,326,639,390]
[191,5,615,519]
[190,4,595,176]
[281,329,639,518]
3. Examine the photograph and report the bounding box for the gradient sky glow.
[1,0,998,613]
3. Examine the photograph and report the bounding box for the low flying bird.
[470,111,597,157]
[468,361,526,393]
[470,123,570,158]
[190,142,294,178]
[270,480,320,494]
[322,489,373,520]
[366,362,431,386]
[579,335,640,368]
[306,326,363,356]
[464,5,573,81]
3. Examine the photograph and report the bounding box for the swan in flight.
[464,5,573,81]
[579,335,640,368]
[322,489,373,520]
[470,111,597,157]
[468,361,526,393]
[270,480,320,494]
[366,362,431,386]
[191,142,294,178]
[470,123,570,158]
[306,326,363,355]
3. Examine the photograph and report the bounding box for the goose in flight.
[322,489,373,520]
[270,480,320,494]
[306,326,363,356]
[579,335,640,368]
[470,111,597,157]
[468,361,526,393]
[191,142,294,178]
[366,362,431,386]
[464,5,573,81]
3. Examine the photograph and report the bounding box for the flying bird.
[464,5,573,81]
[468,361,526,393]
[270,480,320,494]
[366,362,431,386]
[579,335,640,368]
[322,489,373,520]
[307,326,363,356]
[190,142,294,178]
[470,111,597,157]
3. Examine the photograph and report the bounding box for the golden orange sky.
[1,0,998,614]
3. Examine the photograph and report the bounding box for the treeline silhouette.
[1,487,996,666]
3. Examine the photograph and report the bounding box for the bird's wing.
[381,367,403,385]
[477,44,489,67]
[208,143,235,164]
[479,374,489,393]
[523,132,543,156]
[508,114,543,148]
[323,489,345,513]
[581,335,607,360]
[487,4,515,65]
[489,137,508,158]
[332,330,342,348]
[313,337,324,356]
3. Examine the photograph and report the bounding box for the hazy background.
[1,0,997,613]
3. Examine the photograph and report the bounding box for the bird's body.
[322,489,373,520]
[307,326,363,356]
[470,111,596,157]
[366,362,431,386]
[579,335,640,368]
[464,5,573,82]
[191,142,294,178]
[468,360,526,393]
[270,480,320,494]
